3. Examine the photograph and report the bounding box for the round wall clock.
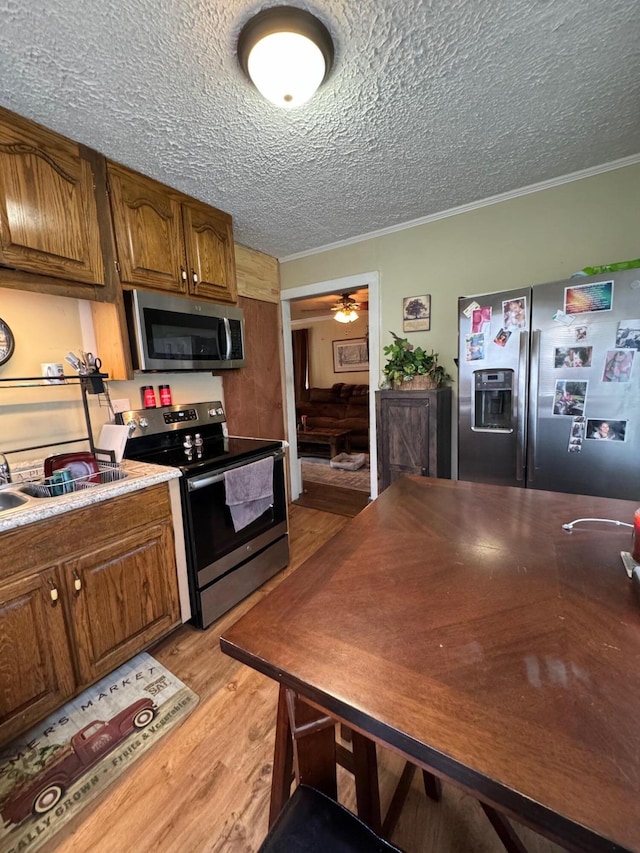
[0,318,15,366]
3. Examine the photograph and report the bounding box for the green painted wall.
[281,164,640,381]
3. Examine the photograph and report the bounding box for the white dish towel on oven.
[224,456,274,532]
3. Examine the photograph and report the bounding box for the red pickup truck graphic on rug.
[1,698,155,826]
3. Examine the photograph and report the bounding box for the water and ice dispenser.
[473,370,514,431]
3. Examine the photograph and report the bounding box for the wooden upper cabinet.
[0,107,105,287]
[107,163,187,294]
[107,161,237,303]
[182,200,237,303]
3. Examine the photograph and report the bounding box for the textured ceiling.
[1,0,639,259]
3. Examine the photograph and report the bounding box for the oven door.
[183,449,287,589]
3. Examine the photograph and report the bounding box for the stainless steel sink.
[0,491,28,512]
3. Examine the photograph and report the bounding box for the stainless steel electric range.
[119,401,288,629]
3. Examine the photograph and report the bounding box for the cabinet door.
[0,108,105,286]
[0,568,75,745]
[182,200,237,303]
[66,523,180,685]
[222,296,284,439]
[378,396,432,491]
[107,163,187,293]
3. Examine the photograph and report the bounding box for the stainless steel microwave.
[124,289,246,371]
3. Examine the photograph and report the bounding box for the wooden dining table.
[220,476,640,853]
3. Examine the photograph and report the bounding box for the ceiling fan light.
[238,7,334,110]
[334,308,358,323]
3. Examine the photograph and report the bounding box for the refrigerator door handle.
[516,331,529,481]
[527,329,541,484]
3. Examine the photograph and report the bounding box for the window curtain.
[292,329,309,402]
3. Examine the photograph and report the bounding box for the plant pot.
[394,375,439,391]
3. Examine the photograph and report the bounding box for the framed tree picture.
[333,337,369,373]
[403,295,431,332]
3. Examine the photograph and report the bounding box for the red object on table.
[632,507,640,562]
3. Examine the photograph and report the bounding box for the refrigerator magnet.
[462,300,481,319]
[615,319,640,350]
[564,280,614,315]
[465,333,485,361]
[494,329,512,347]
[471,306,492,334]
[585,419,627,441]
[502,298,527,330]
[568,417,586,452]
[574,326,588,342]
[554,347,592,368]
[553,380,588,416]
[552,309,575,326]
[602,350,634,383]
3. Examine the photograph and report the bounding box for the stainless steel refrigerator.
[458,270,640,500]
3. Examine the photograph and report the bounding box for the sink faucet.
[0,453,11,485]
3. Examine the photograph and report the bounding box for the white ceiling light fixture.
[332,293,359,323]
[237,6,334,110]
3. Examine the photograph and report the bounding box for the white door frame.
[281,271,380,501]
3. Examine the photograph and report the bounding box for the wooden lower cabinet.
[66,522,179,685]
[0,568,76,744]
[376,388,452,492]
[0,485,180,746]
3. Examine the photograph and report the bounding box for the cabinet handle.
[181,268,187,282]
[192,269,198,285]
[47,579,59,605]
[73,570,82,594]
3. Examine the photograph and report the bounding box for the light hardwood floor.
[48,504,564,853]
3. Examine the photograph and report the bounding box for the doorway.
[280,272,380,503]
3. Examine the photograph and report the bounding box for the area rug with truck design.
[0,652,198,853]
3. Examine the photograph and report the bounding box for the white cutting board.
[96,424,130,463]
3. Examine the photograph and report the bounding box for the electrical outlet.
[111,398,131,414]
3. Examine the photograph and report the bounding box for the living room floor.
[47,503,562,853]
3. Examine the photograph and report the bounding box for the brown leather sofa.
[296,383,369,451]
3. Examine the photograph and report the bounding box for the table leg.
[286,690,337,799]
[479,802,529,853]
[269,685,294,827]
[351,731,382,833]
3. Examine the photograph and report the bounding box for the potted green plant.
[382,332,452,390]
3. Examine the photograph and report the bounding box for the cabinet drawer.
[0,484,172,581]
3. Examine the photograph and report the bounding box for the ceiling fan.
[331,293,360,323]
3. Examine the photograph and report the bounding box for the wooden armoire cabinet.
[376,388,452,492]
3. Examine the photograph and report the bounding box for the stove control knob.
[183,434,193,449]
[194,433,203,447]
[217,407,224,415]
[126,418,139,434]
[139,418,149,429]
[208,408,217,418]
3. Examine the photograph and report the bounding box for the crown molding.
[278,153,640,264]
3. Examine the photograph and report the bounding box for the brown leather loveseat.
[296,383,369,451]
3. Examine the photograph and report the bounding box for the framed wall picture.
[0,318,15,366]
[333,337,369,373]
[403,295,431,332]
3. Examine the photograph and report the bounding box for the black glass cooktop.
[125,435,282,475]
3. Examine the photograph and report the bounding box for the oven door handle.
[187,449,284,492]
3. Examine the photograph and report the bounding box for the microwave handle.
[223,318,232,360]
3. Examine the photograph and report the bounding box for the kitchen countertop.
[0,460,182,533]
